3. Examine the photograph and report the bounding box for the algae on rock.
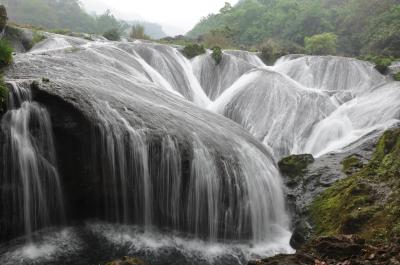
[278,154,314,178]
[310,128,400,243]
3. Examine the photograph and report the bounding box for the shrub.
[358,54,396,74]
[0,39,13,66]
[182,44,206,59]
[374,57,392,74]
[103,28,121,41]
[130,25,150,40]
[0,76,8,114]
[211,46,223,65]
[305,32,337,55]
[258,38,305,65]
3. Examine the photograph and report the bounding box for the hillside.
[0,0,167,39]
[187,0,400,56]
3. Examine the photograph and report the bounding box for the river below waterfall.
[0,34,399,265]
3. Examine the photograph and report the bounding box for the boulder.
[290,219,313,249]
[278,154,314,178]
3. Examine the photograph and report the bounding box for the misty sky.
[81,0,238,35]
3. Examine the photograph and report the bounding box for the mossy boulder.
[181,44,205,59]
[0,76,8,114]
[278,154,314,178]
[341,154,364,175]
[105,257,147,265]
[310,128,400,243]
[0,39,13,66]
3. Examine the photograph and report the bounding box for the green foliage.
[258,38,304,65]
[0,0,127,36]
[103,28,121,41]
[278,154,315,178]
[359,54,397,74]
[0,39,13,66]
[211,46,223,65]
[305,32,337,55]
[182,44,205,59]
[311,129,400,243]
[200,27,236,49]
[188,0,400,57]
[130,25,150,40]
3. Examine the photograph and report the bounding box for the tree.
[130,24,150,40]
[305,32,337,55]
[220,2,232,14]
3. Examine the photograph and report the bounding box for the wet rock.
[284,133,380,227]
[248,253,315,265]
[290,219,313,249]
[105,256,147,265]
[341,154,364,175]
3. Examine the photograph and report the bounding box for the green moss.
[394,72,400,81]
[182,44,206,59]
[0,39,13,66]
[211,46,223,65]
[341,155,364,175]
[310,128,400,243]
[278,154,314,177]
[0,76,9,114]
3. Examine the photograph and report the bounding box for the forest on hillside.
[188,0,400,57]
[0,0,166,39]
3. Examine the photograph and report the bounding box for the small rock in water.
[105,256,147,265]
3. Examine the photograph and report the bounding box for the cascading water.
[0,33,399,265]
[0,81,64,242]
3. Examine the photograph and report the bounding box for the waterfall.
[0,81,65,241]
[87,100,288,241]
[209,69,336,158]
[1,33,399,264]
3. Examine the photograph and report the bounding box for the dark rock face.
[281,133,382,249]
[284,134,379,218]
[289,219,313,249]
[0,5,7,32]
